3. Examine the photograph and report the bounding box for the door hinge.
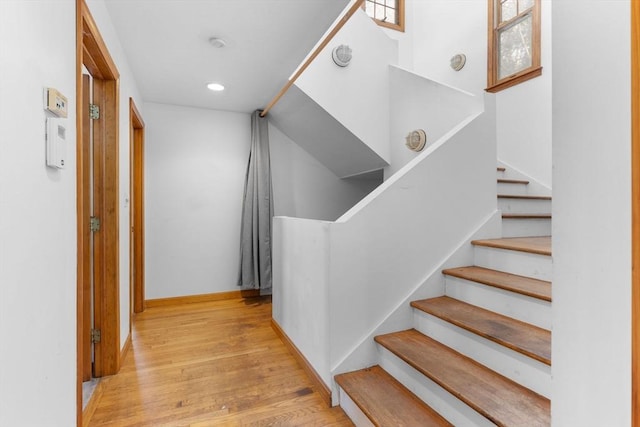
[89,103,100,120]
[91,329,101,344]
[90,216,101,232]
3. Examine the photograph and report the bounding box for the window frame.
[363,0,405,32]
[486,0,542,93]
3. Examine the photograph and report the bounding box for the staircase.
[335,166,552,426]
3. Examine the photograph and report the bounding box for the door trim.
[632,0,639,424]
[129,98,145,314]
[76,0,120,425]
[81,74,92,382]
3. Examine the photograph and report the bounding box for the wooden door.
[130,99,145,314]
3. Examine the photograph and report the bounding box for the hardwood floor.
[87,297,353,426]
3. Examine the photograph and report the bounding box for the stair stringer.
[330,211,502,405]
[497,159,552,196]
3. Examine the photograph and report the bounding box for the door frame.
[129,98,145,315]
[76,0,121,424]
[632,1,639,424]
[80,74,92,383]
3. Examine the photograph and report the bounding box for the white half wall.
[144,103,251,299]
[552,1,630,425]
[0,1,76,425]
[330,103,497,370]
[272,217,331,385]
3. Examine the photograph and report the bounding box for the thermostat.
[46,118,66,169]
[45,87,68,118]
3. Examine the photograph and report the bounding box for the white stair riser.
[474,246,552,281]
[444,276,552,329]
[498,198,551,214]
[413,311,551,398]
[337,387,375,427]
[502,218,552,238]
[378,347,495,427]
[497,182,529,195]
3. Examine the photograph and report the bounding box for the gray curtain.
[238,110,273,295]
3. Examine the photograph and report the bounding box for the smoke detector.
[332,44,352,67]
[405,129,427,152]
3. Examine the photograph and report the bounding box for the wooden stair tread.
[411,296,551,365]
[497,178,529,185]
[498,194,552,200]
[442,266,551,302]
[471,236,551,256]
[375,329,550,426]
[335,365,452,426]
[502,213,551,219]
[497,166,506,172]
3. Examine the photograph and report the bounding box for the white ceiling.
[104,0,350,113]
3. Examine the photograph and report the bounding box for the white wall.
[552,1,630,425]
[386,65,480,177]
[0,1,77,425]
[144,103,372,299]
[297,10,397,164]
[411,0,487,99]
[379,0,414,70]
[85,0,146,356]
[496,0,552,189]
[144,103,251,299]
[409,0,552,188]
[270,123,379,221]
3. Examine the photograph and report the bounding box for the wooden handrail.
[260,0,365,117]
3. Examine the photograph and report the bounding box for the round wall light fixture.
[332,44,352,67]
[450,53,466,71]
[405,129,427,152]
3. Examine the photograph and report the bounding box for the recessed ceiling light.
[207,83,225,92]
[209,37,227,48]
